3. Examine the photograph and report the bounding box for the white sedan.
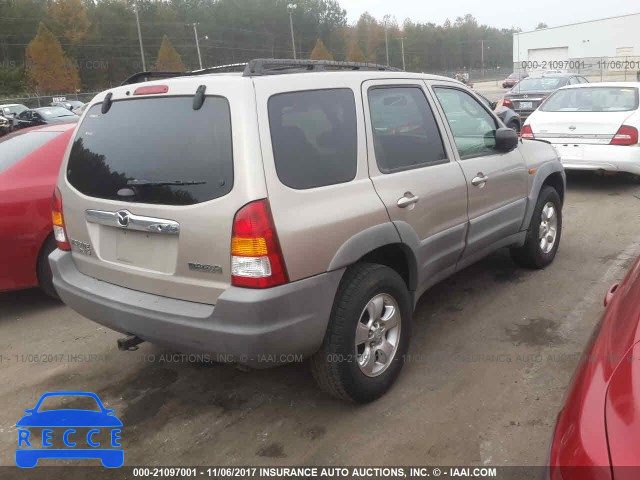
[521,82,640,175]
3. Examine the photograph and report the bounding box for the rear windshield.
[512,77,563,92]
[0,130,60,174]
[66,96,233,205]
[541,87,639,112]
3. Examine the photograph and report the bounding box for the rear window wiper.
[127,179,207,187]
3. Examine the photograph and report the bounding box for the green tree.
[155,35,185,72]
[310,38,333,60]
[25,22,80,94]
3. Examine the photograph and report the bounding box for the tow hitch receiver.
[117,334,144,351]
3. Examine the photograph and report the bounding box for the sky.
[338,0,638,32]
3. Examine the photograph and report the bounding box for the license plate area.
[556,144,584,161]
[519,101,533,109]
[89,224,179,274]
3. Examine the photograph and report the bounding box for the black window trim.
[366,84,451,174]
[431,84,503,161]
[267,87,359,190]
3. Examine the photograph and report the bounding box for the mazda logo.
[116,210,130,228]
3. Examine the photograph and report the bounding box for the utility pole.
[287,4,297,59]
[133,0,146,71]
[193,23,203,70]
[399,37,406,71]
[481,39,484,79]
[384,19,389,66]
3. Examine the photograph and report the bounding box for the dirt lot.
[2,171,640,473]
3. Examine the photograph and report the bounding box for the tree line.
[0,0,520,97]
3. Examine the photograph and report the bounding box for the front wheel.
[310,263,412,403]
[510,186,562,269]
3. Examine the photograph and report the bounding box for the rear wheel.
[507,119,520,132]
[510,186,562,269]
[37,236,59,299]
[310,263,411,403]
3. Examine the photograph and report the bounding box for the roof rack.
[120,59,400,85]
[120,63,248,86]
[242,59,401,76]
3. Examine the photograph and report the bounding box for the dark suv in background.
[503,73,588,122]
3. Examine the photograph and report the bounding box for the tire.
[37,236,59,299]
[510,186,562,269]
[310,262,412,403]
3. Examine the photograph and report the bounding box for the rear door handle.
[471,173,489,187]
[397,192,419,208]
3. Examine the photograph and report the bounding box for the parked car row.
[0,100,85,136]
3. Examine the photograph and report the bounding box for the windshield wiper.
[127,179,207,187]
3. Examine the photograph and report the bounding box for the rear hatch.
[528,86,639,144]
[59,77,265,304]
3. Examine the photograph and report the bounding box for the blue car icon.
[15,391,123,468]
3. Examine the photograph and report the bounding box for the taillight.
[52,187,71,251]
[520,124,534,139]
[231,199,288,288]
[610,125,639,146]
[502,98,513,108]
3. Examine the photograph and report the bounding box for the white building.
[513,12,640,71]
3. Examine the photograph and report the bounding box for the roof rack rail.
[121,63,248,86]
[242,59,401,76]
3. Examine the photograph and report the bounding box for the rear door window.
[368,87,448,172]
[268,89,357,189]
[0,130,60,173]
[66,96,233,206]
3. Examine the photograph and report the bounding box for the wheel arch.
[328,223,418,292]
[521,162,566,230]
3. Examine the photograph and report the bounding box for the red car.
[550,256,640,480]
[0,123,75,298]
[502,72,528,88]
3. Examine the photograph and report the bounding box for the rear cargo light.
[231,199,288,288]
[520,124,534,139]
[502,98,513,108]
[133,85,169,95]
[610,125,638,146]
[52,187,71,251]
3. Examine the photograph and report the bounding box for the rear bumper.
[545,143,640,175]
[50,249,344,368]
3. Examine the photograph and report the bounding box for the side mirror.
[495,127,519,152]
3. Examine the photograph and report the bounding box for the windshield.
[2,105,27,116]
[67,96,233,205]
[512,77,563,92]
[39,107,76,118]
[541,87,639,112]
